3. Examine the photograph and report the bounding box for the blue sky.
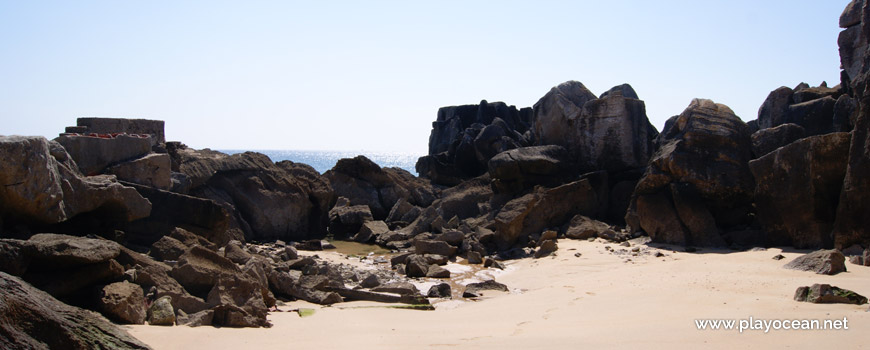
[0,1,849,153]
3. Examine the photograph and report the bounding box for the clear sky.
[0,1,849,154]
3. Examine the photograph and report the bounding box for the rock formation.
[416,100,533,186]
[627,99,754,246]
[532,81,658,174]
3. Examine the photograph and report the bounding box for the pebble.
[574,252,582,258]
[620,241,631,247]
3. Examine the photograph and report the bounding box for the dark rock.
[488,145,571,194]
[784,250,847,275]
[833,94,858,131]
[360,274,380,288]
[466,251,483,264]
[55,133,152,175]
[773,254,786,260]
[424,254,449,266]
[372,282,420,295]
[325,156,436,219]
[405,255,430,278]
[0,271,150,349]
[463,280,508,298]
[206,274,269,327]
[386,198,420,224]
[133,264,208,314]
[328,199,374,237]
[389,252,413,267]
[757,86,794,130]
[150,236,188,262]
[785,97,836,136]
[791,84,838,104]
[534,240,557,258]
[629,99,754,246]
[278,246,299,261]
[267,269,343,305]
[353,220,389,243]
[425,265,450,278]
[295,239,324,251]
[0,136,152,226]
[434,230,465,246]
[750,133,851,248]
[494,179,600,249]
[0,239,29,276]
[840,0,863,28]
[171,147,331,242]
[438,175,493,221]
[415,240,458,257]
[833,90,870,249]
[224,241,253,265]
[427,283,452,298]
[123,182,231,247]
[418,100,533,185]
[564,215,614,240]
[750,123,806,158]
[795,284,867,305]
[176,309,214,327]
[533,81,657,173]
[170,245,242,297]
[98,281,146,324]
[147,295,175,326]
[599,83,639,99]
[326,287,430,306]
[26,233,121,266]
[106,153,172,190]
[275,160,337,234]
[483,257,505,270]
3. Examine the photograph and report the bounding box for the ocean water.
[220,150,422,176]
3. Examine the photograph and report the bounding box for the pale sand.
[127,240,869,349]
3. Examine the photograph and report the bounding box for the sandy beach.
[127,239,869,349]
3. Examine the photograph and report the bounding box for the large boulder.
[106,153,172,190]
[170,246,242,297]
[488,145,572,194]
[783,250,847,275]
[325,156,436,220]
[750,133,851,248]
[169,145,331,241]
[133,264,208,314]
[532,81,658,173]
[750,123,805,158]
[0,272,151,349]
[327,198,374,237]
[417,100,533,185]
[122,182,232,247]
[757,86,794,129]
[834,106,870,249]
[494,178,600,249]
[54,133,153,176]
[21,234,127,298]
[275,160,337,234]
[628,99,754,246]
[206,274,269,327]
[0,136,151,226]
[98,281,146,324]
[25,233,122,266]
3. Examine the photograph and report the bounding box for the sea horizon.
[220,149,423,176]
